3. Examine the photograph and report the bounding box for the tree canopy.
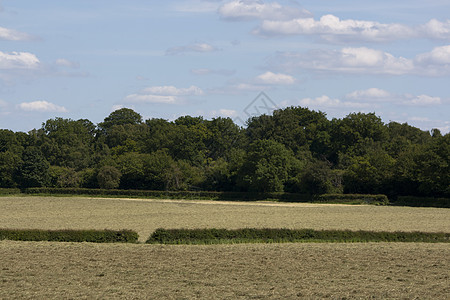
[1,107,448,198]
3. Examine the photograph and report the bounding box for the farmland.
[1,196,449,299]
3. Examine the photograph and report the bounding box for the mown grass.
[1,196,449,242]
[146,228,450,244]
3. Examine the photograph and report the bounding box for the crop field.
[1,196,449,299]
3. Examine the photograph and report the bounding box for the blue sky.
[1,0,449,132]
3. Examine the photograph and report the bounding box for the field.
[1,196,449,299]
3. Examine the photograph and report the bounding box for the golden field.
[0,196,449,299]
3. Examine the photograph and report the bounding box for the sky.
[1,0,450,133]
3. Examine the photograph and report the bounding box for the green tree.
[238,139,301,192]
[99,108,143,130]
[18,147,50,188]
[97,165,121,189]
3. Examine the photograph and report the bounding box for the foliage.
[97,165,121,189]
[146,228,449,244]
[0,107,447,200]
[391,196,450,208]
[0,228,138,243]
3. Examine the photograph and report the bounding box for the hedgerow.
[391,196,450,208]
[23,187,390,205]
[0,188,21,195]
[146,228,449,244]
[0,229,138,243]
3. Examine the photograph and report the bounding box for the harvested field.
[1,196,449,299]
[1,196,449,242]
[1,241,449,299]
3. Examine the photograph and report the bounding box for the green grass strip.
[0,229,138,243]
[146,228,450,244]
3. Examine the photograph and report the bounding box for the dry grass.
[1,196,449,299]
[1,196,449,242]
[1,241,448,299]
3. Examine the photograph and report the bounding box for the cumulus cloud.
[219,1,450,43]
[210,108,239,118]
[141,85,204,96]
[219,0,311,21]
[344,88,442,106]
[256,71,295,85]
[124,94,178,104]
[166,42,219,55]
[18,101,68,113]
[255,14,415,42]
[0,51,40,69]
[270,45,450,76]
[0,26,34,41]
[420,19,450,40]
[125,85,204,104]
[345,88,392,100]
[415,45,450,65]
[288,95,370,109]
[55,58,80,68]
[403,94,442,106]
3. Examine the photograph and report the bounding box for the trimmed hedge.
[0,229,138,243]
[314,194,389,205]
[23,187,312,201]
[146,228,450,244]
[0,188,21,195]
[23,188,389,205]
[391,196,450,208]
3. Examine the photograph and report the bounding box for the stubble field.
[0,196,449,299]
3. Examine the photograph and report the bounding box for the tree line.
[0,107,448,198]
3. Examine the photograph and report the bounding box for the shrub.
[0,188,21,195]
[314,194,389,205]
[0,229,138,243]
[391,196,450,208]
[146,228,449,244]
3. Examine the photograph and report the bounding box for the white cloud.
[0,26,33,41]
[18,101,68,113]
[271,46,450,76]
[415,45,450,65]
[0,51,40,69]
[255,14,415,42]
[420,19,450,40]
[256,71,295,85]
[111,104,125,111]
[55,58,80,68]
[290,95,369,109]
[125,94,178,104]
[125,85,204,104]
[345,88,441,106]
[346,88,392,100]
[210,108,239,118]
[219,0,311,21]
[404,94,441,106]
[142,85,204,96]
[166,42,219,55]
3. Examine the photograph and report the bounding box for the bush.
[391,196,450,208]
[0,188,21,195]
[0,229,138,243]
[146,228,449,244]
[314,194,389,205]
